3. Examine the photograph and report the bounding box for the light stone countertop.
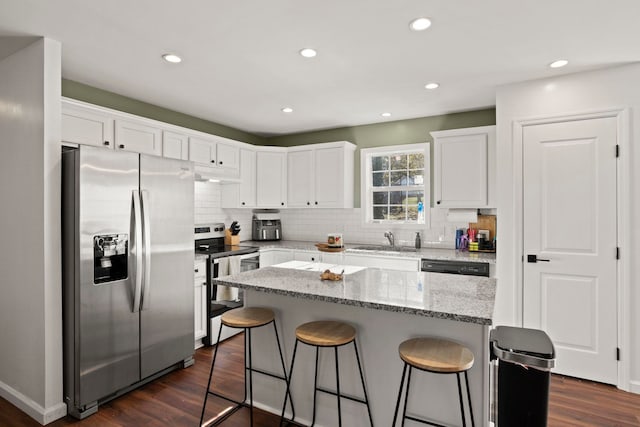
[244,240,496,264]
[215,266,496,325]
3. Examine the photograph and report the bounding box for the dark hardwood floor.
[1,333,639,426]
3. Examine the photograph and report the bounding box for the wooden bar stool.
[199,307,294,427]
[279,320,374,427]
[392,337,475,427]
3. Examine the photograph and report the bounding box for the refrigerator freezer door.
[139,155,194,378]
[75,146,141,406]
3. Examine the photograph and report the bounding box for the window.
[361,143,430,226]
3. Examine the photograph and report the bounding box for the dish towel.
[216,256,241,301]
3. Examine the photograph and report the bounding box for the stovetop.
[195,244,259,259]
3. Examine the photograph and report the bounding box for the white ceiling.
[1,0,639,136]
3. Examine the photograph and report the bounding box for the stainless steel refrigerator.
[62,145,194,419]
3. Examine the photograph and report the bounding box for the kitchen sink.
[352,245,417,253]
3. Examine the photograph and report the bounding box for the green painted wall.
[62,79,266,145]
[265,109,496,207]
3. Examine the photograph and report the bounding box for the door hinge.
[616,347,620,361]
[616,144,620,157]
[616,247,620,260]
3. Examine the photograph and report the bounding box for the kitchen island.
[214,265,496,426]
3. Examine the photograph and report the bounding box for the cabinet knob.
[118,144,125,149]
[315,201,318,205]
[241,202,245,206]
[202,281,207,286]
[103,141,110,146]
[437,200,441,205]
[307,202,310,205]
[219,161,223,165]
[194,268,199,273]
[211,160,216,164]
[281,202,284,206]
[311,257,315,261]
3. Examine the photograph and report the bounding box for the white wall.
[0,38,66,423]
[495,63,640,392]
[196,182,471,247]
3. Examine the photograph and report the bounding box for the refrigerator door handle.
[140,189,152,310]
[132,190,143,313]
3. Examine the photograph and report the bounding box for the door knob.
[527,254,550,263]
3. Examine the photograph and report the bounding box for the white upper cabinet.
[238,148,257,207]
[162,131,189,160]
[62,104,114,148]
[189,136,240,173]
[287,141,355,208]
[431,125,495,208]
[115,119,162,156]
[256,149,287,207]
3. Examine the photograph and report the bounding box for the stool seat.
[295,320,356,347]
[399,337,474,373]
[221,307,275,329]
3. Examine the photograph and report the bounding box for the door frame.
[511,107,631,391]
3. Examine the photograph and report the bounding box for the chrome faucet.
[384,231,395,249]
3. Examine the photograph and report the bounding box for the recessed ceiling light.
[281,107,293,113]
[381,112,392,117]
[409,17,432,31]
[162,53,182,63]
[299,48,317,58]
[549,59,568,68]
[424,82,440,90]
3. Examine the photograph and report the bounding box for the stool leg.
[465,371,475,427]
[334,346,342,427]
[311,346,320,426]
[456,373,466,427]
[353,341,374,427]
[279,339,299,427]
[248,328,254,427]
[199,322,224,426]
[391,363,408,427]
[273,320,295,420]
[401,366,412,427]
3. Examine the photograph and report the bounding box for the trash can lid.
[491,326,555,369]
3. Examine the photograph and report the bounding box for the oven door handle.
[239,252,259,261]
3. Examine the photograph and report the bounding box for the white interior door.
[522,116,618,384]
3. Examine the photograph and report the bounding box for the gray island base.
[214,266,496,427]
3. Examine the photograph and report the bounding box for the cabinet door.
[163,131,188,160]
[239,149,256,207]
[287,150,313,207]
[435,133,488,207]
[256,151,286,207]
[314,147,343,207]
[194,259,207,342]
[259,249,294,266]
[293,250,319,262]
[115,119,162,156]
[189,137,216,165]
[62,107,114,148]
[216,142,240,170]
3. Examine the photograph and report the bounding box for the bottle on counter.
[415,232,421,249]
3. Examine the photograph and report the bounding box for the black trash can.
[490,326,555,427]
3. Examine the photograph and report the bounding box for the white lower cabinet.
[259,249,294,266]
[344,253,419,271]
[194,259,207,348]
[293,250,320,262]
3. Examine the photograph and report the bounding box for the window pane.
[408,170,424,185]
[408,153,424,169]
[407,205,418,220]
[389,191,406,205]
[388,205,406,220]
[372,156,389,171]
[390,154,407,170]
[372,172,389,187]
[373,206,387,220]
[390,171,407,186]
[373,191,388,204]
[407,190,424,205]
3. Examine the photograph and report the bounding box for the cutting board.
[468,214,496,240]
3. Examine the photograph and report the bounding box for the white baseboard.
[629,380,640,394]
[0,379,67,425]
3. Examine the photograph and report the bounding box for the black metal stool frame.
[279,337,374,427]
[199,318,295,427]
[391,362,475,427]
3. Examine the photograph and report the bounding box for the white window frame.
[360,143,430,228]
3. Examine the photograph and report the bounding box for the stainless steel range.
[194,223,259,345]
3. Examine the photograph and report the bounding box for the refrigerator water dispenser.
[93,234,128,284]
